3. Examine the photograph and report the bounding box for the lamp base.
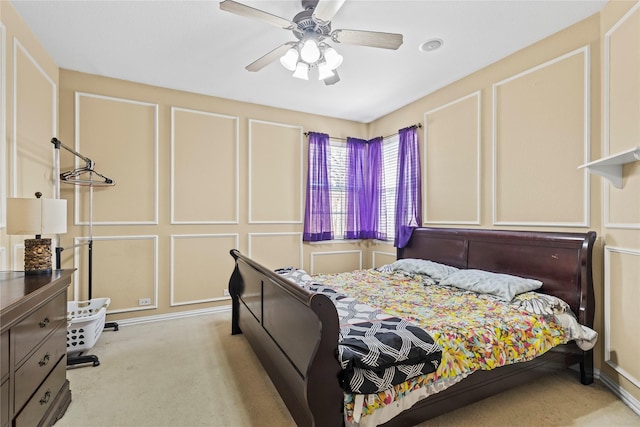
[24,238,53,274]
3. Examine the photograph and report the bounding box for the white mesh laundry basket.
[67,298,110,354]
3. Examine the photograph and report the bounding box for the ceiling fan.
[219,0,403,85]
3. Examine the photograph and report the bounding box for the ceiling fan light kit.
[219,0,403,85]
[279,40,342,80]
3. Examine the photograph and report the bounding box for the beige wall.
[54,68,370,319]
[598,0,640,404]
[2,0,639,409]
[0,2,60,271]
[368,0,640,404]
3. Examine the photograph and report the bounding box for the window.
[381,135,399,240]
[325,136,398,241]
[328,139,347,238]
[304,127,420,245]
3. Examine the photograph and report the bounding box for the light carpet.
[57,311,640,427]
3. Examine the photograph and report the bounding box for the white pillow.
[439,269,542,301]
[510,292,571,316]
[389,258,459,282]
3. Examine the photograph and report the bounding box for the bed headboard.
[397,228,597,327]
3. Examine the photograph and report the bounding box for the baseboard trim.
[111,305,232,326]
[597,368,640,417]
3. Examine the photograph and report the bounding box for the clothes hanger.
[59,162,115,186]
[52,138,116,187]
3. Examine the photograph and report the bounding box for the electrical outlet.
[223,289,230,297]
[138,298,152,306]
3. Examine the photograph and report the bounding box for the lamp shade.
[6,197,67,236]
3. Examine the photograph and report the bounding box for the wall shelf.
[578,146,640,188]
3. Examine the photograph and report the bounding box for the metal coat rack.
[52,137,119,367]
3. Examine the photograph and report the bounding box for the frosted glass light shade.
[324,47,343,70]
[280,48,299,71]
[6,198,67,236]
[300,39,320,63]
[292,62,309,80]
[317,61,335,80]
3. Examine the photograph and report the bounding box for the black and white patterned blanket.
[276,268,442,394]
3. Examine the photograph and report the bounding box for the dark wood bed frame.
[229,227,597,427]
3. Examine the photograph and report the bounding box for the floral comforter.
[308,268,570,426]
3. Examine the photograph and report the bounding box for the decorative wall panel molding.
[75,92,158,225]
[310,250,362,275]
[604,246,640,389]
[0,247,6,271]
[248,232,303,269]
[0,23,6,228]
[12,38,57,199]
[170,233,239,306]
[73,235,158,314]
[171,107,239,224]
[11,243,24,272]
[248,119,303,224]
[424,91,481,225]
[372,250,396,269]
[493,46,590,227]
[604,2,640,229]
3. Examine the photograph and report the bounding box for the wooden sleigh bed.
[228,227,597,427]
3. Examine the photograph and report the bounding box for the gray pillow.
[439,269,542,301]
[389,258,459,282]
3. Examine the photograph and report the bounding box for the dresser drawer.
[1,331,8,380]
[13,293,66,365]
[14,323,66,412]
[1,378,9,427]
[14,357,66,427]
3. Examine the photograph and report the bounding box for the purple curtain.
[394,126,422,248]
[344,137,386,240]
[303,132,333,241]
[345,137,368,239]
[367,137,386,240]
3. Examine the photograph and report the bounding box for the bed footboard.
[229,250,343,427]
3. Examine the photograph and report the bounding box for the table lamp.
[6,192,67,274]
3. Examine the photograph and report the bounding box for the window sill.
[307,239,363,245]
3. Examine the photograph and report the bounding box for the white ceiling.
[9,0,607,123]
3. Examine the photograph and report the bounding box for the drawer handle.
[39,390,51,405]
[39,353,51,367]
[39,317,50,328]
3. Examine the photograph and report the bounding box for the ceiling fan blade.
[331,29,403,50]
[219,0,293,29]
[312,0,346,23]
[245,43,292,72]
[323,70,340,86]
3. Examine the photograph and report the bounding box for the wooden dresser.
[1,270,73,427]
